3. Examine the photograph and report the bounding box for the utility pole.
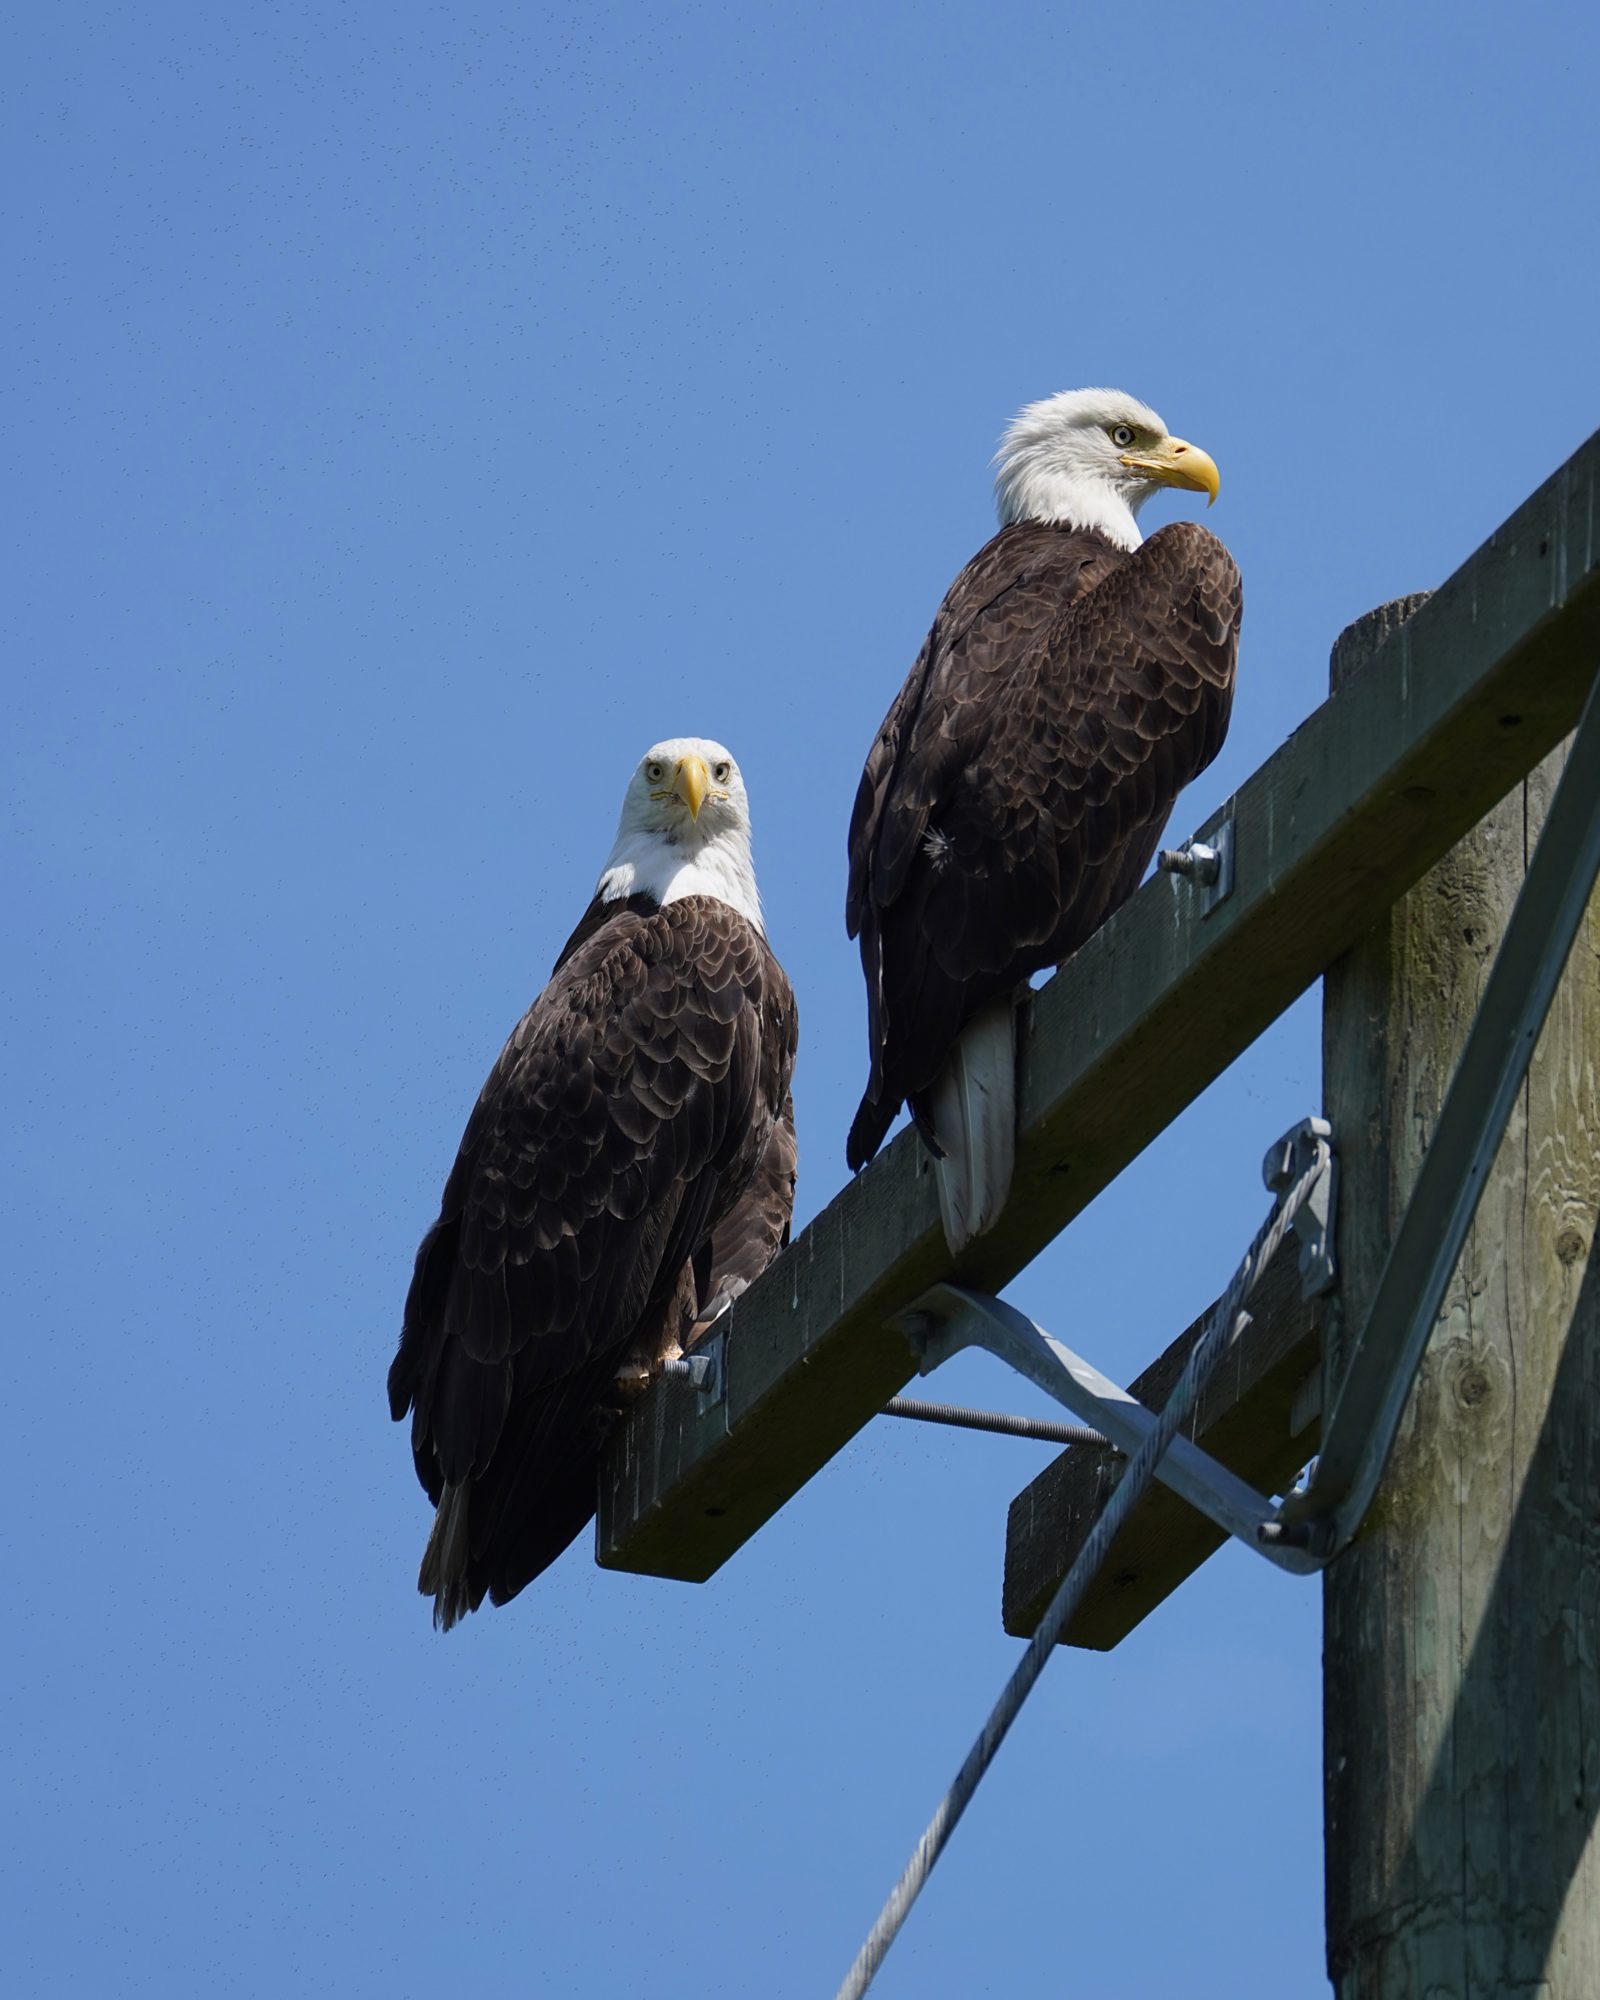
[1322,599,1600,1993]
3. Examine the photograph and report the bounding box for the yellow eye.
[713,760,731,783]
[1110,423,1136,448]
[646,761,664,782]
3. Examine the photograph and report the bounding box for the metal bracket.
[1158,815,1234,916]
[900,1285,1320,1576]
[1263,1115,1339,1300]
[893,1113,1342,1578]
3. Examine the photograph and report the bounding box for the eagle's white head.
[993,388,1221,550]
[596,736,764,932]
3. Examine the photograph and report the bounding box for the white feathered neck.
[594,737,765,934]
[596,828,764,934]
[992,387,1169,551]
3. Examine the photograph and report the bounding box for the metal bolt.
[1158,840,1222,886]
[1258,1515,1336,1558]
[663,1354,718,1391]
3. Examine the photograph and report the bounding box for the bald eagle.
[846,389,1241,1249]
[388,740,798,1627]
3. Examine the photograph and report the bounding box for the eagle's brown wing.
[847,522,1119,941]
[691,1088,797,1339]
[847,519,1239,1167]
[388,895,796,1617]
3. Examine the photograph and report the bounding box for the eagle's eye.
[1110,423,1136,448]
[645,761,665,783]
[713,760,731,783]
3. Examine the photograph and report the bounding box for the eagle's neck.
[994,466,1143,551]
[596,828,765,934]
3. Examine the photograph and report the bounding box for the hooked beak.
[672,754,711,820]
[1118,434,1221,505]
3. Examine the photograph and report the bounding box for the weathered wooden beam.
[599,426,1600,1585]
[1000,1242,1326,1652]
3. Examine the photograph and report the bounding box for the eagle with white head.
[389,739,797,1626]
[846,389,1241,1249]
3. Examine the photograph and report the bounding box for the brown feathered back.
[388,893,797,1623]
[846,518,1240,1168]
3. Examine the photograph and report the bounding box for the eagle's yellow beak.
[672,754,711,820]
[1118,434,1221,505]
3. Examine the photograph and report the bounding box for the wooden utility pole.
[1322,600,1600,1994]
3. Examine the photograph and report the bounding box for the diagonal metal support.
[898,1114,1339,1584]
[903,1287,1323,1578]
[1278,667,1600,1557]
[900,1120,1336,1568]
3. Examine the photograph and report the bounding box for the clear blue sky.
[7,4,1598,1994]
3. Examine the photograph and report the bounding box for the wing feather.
[389,896,798,1612]
[690,1089,798,1335]
[847,519,1240,1166]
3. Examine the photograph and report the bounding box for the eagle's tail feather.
[846,1090,897,1173]
[418,1482,476,1632]
[928,999,1017,1254]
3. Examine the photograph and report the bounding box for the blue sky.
[7,4,1598,1994]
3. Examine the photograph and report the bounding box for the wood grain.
[1322,605,1600,1995]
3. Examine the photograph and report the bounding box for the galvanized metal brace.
[902,1284,1324,1580]
[896,1116,1335,1581]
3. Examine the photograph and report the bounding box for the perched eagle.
[388,739,798,1627]
[846,388,1241,1249]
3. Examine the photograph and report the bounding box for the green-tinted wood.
[600,428,1600,1585]
[1322,604,1600,1995]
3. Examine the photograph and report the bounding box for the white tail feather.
[418,1483,473,1632]
[928,999,1017,1253]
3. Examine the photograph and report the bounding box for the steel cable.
[834,1141,1329,2000]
